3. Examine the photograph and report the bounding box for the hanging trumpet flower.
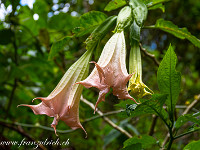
[128,41,153,99]
[76,6,138,113]
[18,50,93,136]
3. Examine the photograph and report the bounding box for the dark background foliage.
[0,0,199,149]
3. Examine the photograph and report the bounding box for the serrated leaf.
[183,140,200,150]
[148,3,165,12]
[154,19,200,48]
[73,11,107,37]
[85,16,117,50]
[157,45,181,114]
[123,135,157,149]
[104,0,127,12]
[48,36,71,60]
[175,112,200,129]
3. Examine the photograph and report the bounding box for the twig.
[161,95,200,149]
[53,59,65,74]
[173,128,200,140]
[139,43,160,66]
[0,109,124,134]
[0,120,47,150]
[80,96,133,138]
[163,105,198,112]
[149,115,158,136]
[182,96,200,115]
[1,104,197,135]
[83,110,123,123]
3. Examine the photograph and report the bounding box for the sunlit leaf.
[143,0,170,7]
[153,19,200,48]
[104,0,127,12]
[73,11,107,37]
[148,3,165,12]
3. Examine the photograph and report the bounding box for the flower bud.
[114,6,132,32]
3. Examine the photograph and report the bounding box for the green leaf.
[157,45,181,114]
[85,16,117,50]
[19,6,39,36]
[123,135,157,149]
[122,143,142,150]
[120,94,168,122]
[33,0,49,27]
[104,119,130,147]
[73,11,107,37]
[48,36,71,60]
[148,3,165,12]
[175,112,200,129]
[115,99,136,108]
[153,19,200,48]
[183,140,200,150]
[0,29,14,45]
[143,0,170,8]
[104,0,127,12]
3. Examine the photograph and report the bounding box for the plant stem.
[174,128,200,140]
[167,127,174,150]
[167,138,173,150]
[143,25,156,29]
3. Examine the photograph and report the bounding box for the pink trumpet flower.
[18,50,92,137]
[76,31,138,113]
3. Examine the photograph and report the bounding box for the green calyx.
[129,0,148,27]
